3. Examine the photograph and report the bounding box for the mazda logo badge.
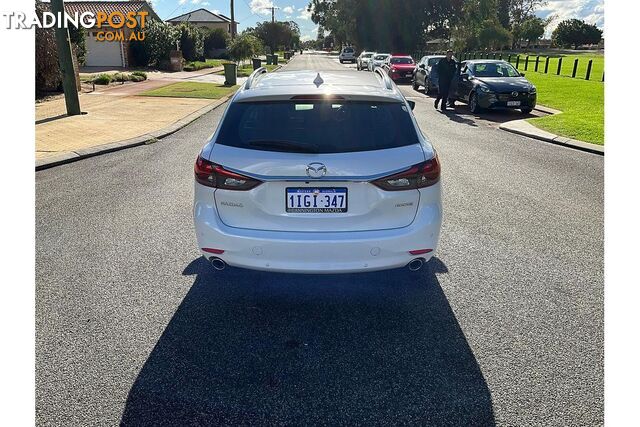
[511,91,518,97]
[306,162,327,179]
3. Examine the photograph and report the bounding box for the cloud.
[282,6,294,14]
[536,0,604,37]
[249,0,274,16]
[191,0,202,4]
[297,6,313,20]
[179,0,188,5]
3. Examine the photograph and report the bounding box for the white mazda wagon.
[193,68,442,273]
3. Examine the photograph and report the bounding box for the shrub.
[143,20,180,66]
[130,74,146,82]
[203,27,230,52]
[178,23,205,62]
[93,74,112,85]
[130,39,150,67]
[112,72,131,82]
[228,34,261,63]
[131,71,148,80]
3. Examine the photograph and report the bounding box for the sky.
[149,0,320,42]
[146,0,604,42]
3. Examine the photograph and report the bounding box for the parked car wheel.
[521,108,533,114]
[425,79,432,95]
[412,79,420,91]
[469,92,481,114]
[340,60,344,64]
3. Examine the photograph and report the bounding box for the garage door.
[85,34,123,67]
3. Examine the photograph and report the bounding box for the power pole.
[230,0,235,39]
[265,6,279,23]
[50,0,81,116]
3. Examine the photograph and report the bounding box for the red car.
[384,54,416,82]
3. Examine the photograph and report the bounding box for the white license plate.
[286,188,347,213]
[507,100,521,107]
[405,72,412,77]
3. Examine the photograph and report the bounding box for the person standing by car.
[434,50,457,111]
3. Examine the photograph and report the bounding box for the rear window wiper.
[247,140,319,153]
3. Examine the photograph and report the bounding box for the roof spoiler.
[373,67,394,90]
[244,66,268,90]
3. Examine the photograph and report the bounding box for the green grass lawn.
[215,63,280,77]
[505,51,604,81]
[183,59,230,72]
[140,82,239,99]
[524,72,604,145]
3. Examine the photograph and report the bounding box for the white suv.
[338,46,356,63]
[193,67,442,273]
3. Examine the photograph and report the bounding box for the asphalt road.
[36,52,603,426]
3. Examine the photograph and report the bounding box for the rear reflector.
[202,248,225,254]
[409,249,433,255]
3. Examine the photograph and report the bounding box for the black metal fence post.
[508,54,511,63]
[557,57,563,75]
[516,55,520,69]
[586,59,593,80]
[535,55,540,72]
[602,71,605,82]
[525,56,529,70]
[499,52,503,60]
[544,56,550,73]
[572,58,578,78]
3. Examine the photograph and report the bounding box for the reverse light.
[371,154,441,191]
[195,155,263,190]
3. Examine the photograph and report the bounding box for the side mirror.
[461,74,468,81]
[520,72,525,77]
[419,63,425,69]
[407,100,416,110]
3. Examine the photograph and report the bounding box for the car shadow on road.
[120,257,495,425]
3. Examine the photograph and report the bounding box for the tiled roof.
[42,1,158,24]
[168,8,238,24]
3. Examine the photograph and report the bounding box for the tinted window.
[390,57,414,64]
[216,101,419,154]
[374,55,389,60]
[428,57,443,66]
[343,48,354,53]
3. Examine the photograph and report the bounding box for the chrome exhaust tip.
[209,257,226,270]
[407,258,425,271]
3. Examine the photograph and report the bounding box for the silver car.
[368,53,390,71]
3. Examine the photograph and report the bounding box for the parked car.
[452,60,536,114]
[357,51,375,70]
[383,54,416,82]
[193,68,442,274]
[368,53,390,71]
[339,46,356,63]
[412,55,446,94]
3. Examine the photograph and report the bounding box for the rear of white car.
[339,47,356,63]
[193,69,442,273]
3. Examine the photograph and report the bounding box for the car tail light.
[371,154,440,191]
[194,155,262,190]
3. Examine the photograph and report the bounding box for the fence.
[411,50,604,82]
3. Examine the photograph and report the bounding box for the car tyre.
[339,59,344,64]
[521,108,533,114]
[469,92,481,114]
[412,79,420,91]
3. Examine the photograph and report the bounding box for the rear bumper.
[194,184,442,274]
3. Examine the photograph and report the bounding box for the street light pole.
[50,0,81,116]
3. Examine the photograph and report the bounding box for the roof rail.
[244,66,268,90]
[373,67,394,90]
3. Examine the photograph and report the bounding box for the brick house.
[44,1,160,68]
[167,8,237,35]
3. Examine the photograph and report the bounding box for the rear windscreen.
[215,101,420,154]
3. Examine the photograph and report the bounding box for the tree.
[514,16,546,47]
[477,18,512,50]
[140,20,180,66]
[178,23,205,61]
[227,34,262,63]
[552,19,602,49]
[249,21,300,53]
[203,27,231,52]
